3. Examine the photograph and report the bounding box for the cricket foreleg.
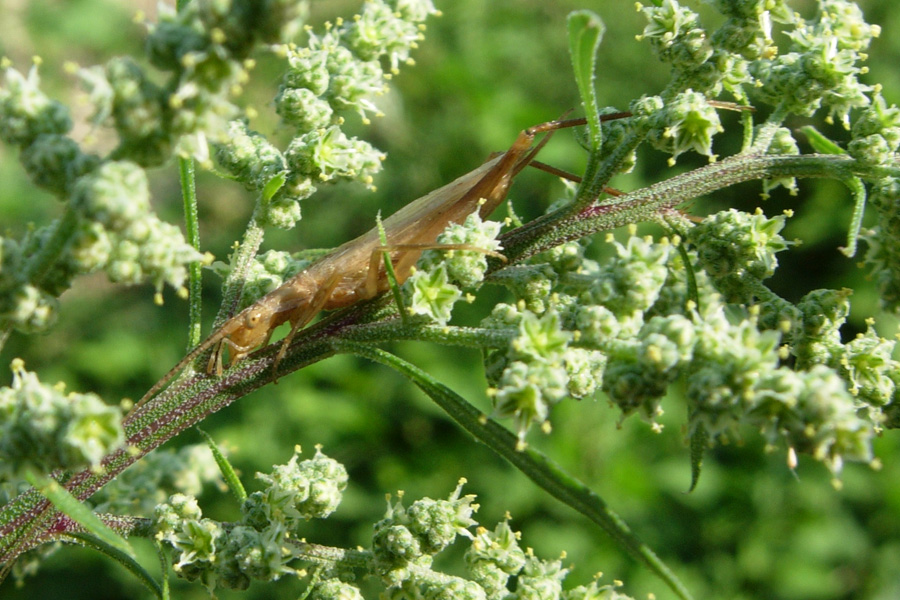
[207,335,268,376]
[131,329,232,413]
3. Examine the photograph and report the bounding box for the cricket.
[132,112,630,411]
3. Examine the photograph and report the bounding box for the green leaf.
[689,423,708,492]
[67,531,163,599]
[840,176,866,258]
[568,10,605,152]
[178,156,203,349]
[198,428,247,502]
[800,125,847,155]
[25,470,135,559]
[376,212,408,326]
[262,171,287,203]
[799,126,864,257]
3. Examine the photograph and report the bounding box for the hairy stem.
[179,157,203,349]
[499,153,872,265]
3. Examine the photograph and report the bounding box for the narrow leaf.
[25,470,135,559]
[689,423,708,492]
[67,531,163,599]
[568,10,605,152]
[800,125,847,155]
[663,218,700,309]
[377,212,408,326]
[197,428,247,502]
[179,156,203,348]
[840,176,866,257]
[262,171,287,202]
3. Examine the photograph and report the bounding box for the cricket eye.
[243,310,263,329]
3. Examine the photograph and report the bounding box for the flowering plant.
[1,1,898,598]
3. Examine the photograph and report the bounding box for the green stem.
[498,153,868,266]
[749,103,789,153]
[663,215,701,308]
[288,541,371,570]
[0,311,344,563]
[0,328,10,356]
[215,213,266,327]
[573,129,647,211]
[336,320,516,349]
[740,103,755,153]
[179,157,203,348]
[839,175,866,257]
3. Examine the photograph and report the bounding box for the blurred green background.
[2,1,900,599]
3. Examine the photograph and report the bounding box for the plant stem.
[179,157,203,349]
[499,153,871,265]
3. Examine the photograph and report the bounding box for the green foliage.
[2,1,900,599]
[0,359,124,476]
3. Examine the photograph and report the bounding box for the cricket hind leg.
[525,159,624,197]
[505,110,634,182]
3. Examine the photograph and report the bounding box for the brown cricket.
[133,113,629,411]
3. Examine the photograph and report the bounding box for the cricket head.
[225,302,289,351]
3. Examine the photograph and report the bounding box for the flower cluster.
[308,580,365,600]
[213,0,440,229]
[0,359,124,480]
[476,211,880,477]
[98,0,308,166]
[486,305,605,441]
[0,65,207,333]
[368,482,635,600]
[0,61,71,148]
[0,0,442,332]
[399,188,879,479]
[155,451,632,599]
[645,89,723,163]
[768,0,876,126]
[155,446,347,592]
[627,0,754,163]
[68,160,208,295]
[638,0,713,74]
[243,446,348,530]
[372,479,477,579]
[405,213,504,325]
[91,443,223,516]
[854,95,900,310]
[633,0,900,318]
[629,0,881,167]
[686,208,793,303]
